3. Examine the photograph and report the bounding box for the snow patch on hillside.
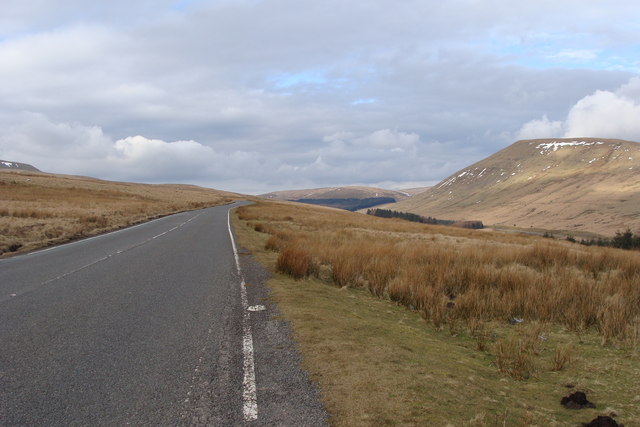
[536,140,604,153]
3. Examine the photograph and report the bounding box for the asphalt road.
[0,203,327,426]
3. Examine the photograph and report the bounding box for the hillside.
[388,138,640,236]
[398,187,430,196]
[0,160,40,172]
[0,169,239,255]
[260,186,411,211]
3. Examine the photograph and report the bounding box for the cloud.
[0,113,246,185]
[0,113,454,193]
[0,112,113,160]
[517,115,564,139]
[550,49,599,62]
[2,1,640,192]
[517,77,640,140]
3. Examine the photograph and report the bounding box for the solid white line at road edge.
[227,208,259,422]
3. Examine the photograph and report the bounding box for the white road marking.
[2,212,203,301]
[227,208,259,422]
[21,213,180,257]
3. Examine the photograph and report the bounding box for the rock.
[561,391,595,409]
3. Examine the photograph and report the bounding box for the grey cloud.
[1,1,639,193]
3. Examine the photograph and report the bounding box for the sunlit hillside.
[388,138,640,236]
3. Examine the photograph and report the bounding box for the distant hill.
[387,138,640,236]
[0,160,40,172]
[398,187,430,196]
[261,186,411,211]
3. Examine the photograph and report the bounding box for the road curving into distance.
[0,202,326,425]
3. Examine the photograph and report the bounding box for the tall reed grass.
[241,202,640,345]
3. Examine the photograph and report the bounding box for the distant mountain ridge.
[0,160,40,172]
[387,138,640,235]
[261,186,412,211]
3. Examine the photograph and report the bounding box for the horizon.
[3,135,639,196]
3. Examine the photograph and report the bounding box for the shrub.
[494,336,536,380]
[265,232,289,251]
[550,345,573,371]
[276,244,318,279]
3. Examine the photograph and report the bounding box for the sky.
[1,0,639,194]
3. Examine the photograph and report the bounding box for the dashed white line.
[227,208,259,422]
[2,212,203,301]
[21,213,182,257]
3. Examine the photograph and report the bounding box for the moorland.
[234,200,640,426]
[0,169,238,256]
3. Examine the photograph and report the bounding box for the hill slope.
[0,160,40,172]
[389,138,640,235]
[261,186,411,211]
[0,169,239,255]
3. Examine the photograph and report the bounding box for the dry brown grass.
[237,201,640,346]
[550,344,574,371]
[232,205,640,425]
[0,170,239,256]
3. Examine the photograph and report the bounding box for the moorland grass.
[0,170,238,256]
[238,201,640,345]
[233,201,640,425]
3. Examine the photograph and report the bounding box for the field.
[0,170,238,256]
[233,200,640,426]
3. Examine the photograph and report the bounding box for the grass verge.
[232,202,640,426]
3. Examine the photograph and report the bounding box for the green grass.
[233,207,640,426]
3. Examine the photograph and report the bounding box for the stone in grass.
[561,391,596,409]
[582,415,623,427]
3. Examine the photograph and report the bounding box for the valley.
[3,135,640,425]
[261,186,416,211]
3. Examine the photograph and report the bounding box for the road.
[0,203,327,426]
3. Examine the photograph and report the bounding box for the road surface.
[0,203,327,425]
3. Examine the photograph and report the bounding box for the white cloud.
[550,49,599,62]
[0,113,246,186]
[517,115,564,139]
[517,77,640,141]
[0,113,440,193]
[564,90,640,139]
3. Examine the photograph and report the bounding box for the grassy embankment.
[0,170,238,256]
[233,201,640,426]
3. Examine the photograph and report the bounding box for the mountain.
[387,138,640,236]
[261,186,412,211]
[0,160,40,172]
